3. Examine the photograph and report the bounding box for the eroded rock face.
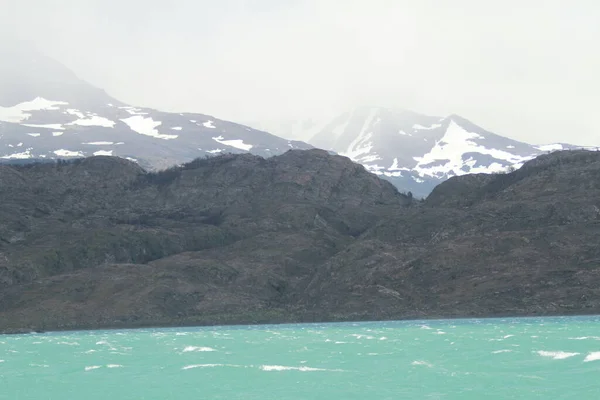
[1,149,600,332]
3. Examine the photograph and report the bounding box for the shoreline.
[3,310,599,336]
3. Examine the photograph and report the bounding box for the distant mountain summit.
[307,106,596,196]
[0,44,311,169]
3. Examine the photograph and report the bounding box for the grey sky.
[2,0,599,145]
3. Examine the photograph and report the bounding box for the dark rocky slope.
[1,149,599,333]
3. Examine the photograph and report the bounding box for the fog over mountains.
[0,45,311,171]
[1,43,597,196]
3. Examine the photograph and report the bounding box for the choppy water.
[2,316,600,399]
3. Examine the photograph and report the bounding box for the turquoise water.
[2,317,600,399]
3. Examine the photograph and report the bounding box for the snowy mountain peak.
[307,108,593,196]
[0,47,312,169]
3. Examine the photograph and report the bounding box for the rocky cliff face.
[1,149,599,332]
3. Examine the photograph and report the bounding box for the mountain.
[0,44,311,170]
[307,107,597,197]
[1,149,599,333]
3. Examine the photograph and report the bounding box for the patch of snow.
[212,136,253,151]
[53,149,85,157]
[119,106,148,115]
[26,133,40,137]
[361,154,382,163]
[0,98,68,123]
[365,164,385,175]
[413,121,534,178]
[383,171,404,177]
[65,109,85,119]
[52,132,63,136]
[398,130,412,136]
[203,120,216,129]
[389,158,410,172]
[412,176,425,183]
[206,149,223,154]
[93,150,113,156]
[16,142,23,147]
[125,157,138,162]
[171,127,182,131]
[340,107,379,161]
[190,120,197,123]
[68,115,115,128]
[506,145,515,149]
[536,143,564,152]
[83,141,114,145]
[23,123,65,130]
[413,123,442,131]
[1,148,33,159]
[121,116,178,140]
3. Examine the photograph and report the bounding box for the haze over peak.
[2,0,599,147]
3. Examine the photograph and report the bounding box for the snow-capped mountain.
[308,107,597,197]
[0,45,311,170]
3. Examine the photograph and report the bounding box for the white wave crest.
[107,364,123,368]
[85,365,102,371]
[182,364,242,370]
[537,351,580,360]
[259,365,344,372]
[182,346,216,353]
[411,360,433,367]
[584,352,600,362]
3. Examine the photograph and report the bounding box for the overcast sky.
[2,0,599,145]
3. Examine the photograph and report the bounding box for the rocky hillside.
[1,149,599,333]
[0,44,311,170]
[307,107,597,197]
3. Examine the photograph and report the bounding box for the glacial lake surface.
[2,316,600,399]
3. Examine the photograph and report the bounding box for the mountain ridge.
[1,149,600,333]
